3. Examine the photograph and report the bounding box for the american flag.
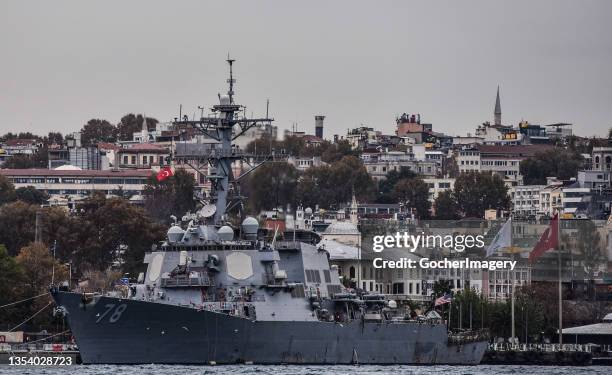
[434,293,452,306]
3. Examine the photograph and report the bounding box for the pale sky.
[1,0,611,139]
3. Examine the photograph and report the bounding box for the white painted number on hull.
[96,303,127,323]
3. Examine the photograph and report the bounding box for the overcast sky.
[1,0,611,139]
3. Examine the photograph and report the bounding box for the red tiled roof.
[302,135,323,143]
[97,142,120,151]
[4,139,38,146]
[476,144,556,156]
[0,168,154,177]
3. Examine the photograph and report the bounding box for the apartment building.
[0,168,152,204]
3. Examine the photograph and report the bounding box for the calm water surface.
[1,365,611,375]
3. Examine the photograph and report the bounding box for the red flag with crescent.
[156,166,174,182]
[528,213,559,263]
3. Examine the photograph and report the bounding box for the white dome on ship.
[167,225,185,243]
[305,207,313,215]
[218,225,234,241]
[241,217,259,240]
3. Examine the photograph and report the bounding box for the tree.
[75,193,165,273]
[377,167,417,203]
[15,242,69,327]
[0,244,25,327]
[144,169,196,223]
[1,153,44,169]
[433,190,460,220]
[244,162,299,213]
[392,177,431,219]
[80,119,117,146]
[296,156,375,209]
[520,148,584,185]
[0,201,37,255]
[0,174,16,204]
[321,139,357,163]
[574,220,605,300]
[15,186,49,205]
[432,279,452,298]
[16,242,68,295]
[454,172,510,218]
[116,114,158,141]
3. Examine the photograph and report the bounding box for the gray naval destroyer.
[51,59,488,365]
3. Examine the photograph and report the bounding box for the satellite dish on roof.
[199,204,217,218]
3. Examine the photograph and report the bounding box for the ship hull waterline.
[52,291,486,365]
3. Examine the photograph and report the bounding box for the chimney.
[315,115,325,139]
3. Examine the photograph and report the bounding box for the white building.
[287,156,325,172]
[362,151,439,180]
[0,167,152,206]
[510,185,544,217]
[423,177,455,203]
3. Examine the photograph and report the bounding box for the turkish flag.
[529,213,559,263]
[156,166,174,182]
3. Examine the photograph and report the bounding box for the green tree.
[0,201,37,255]
[392,177,431,219]
[432,279,452,298]
[76,193,165,273]
[296,156,375,209]
[143,169,196,223]
[433,190,460,220]
[116,114,158,141]
[244,161,299,213]
[0,174,16,204]
[454,171,510,218]
[1,153,46,169]
[0,244,25,327]
[15,186,49,205]
[80,119,117,146]
[520,148,584,185]
[377,167,417,203]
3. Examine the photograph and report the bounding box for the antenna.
[227,54,235,103]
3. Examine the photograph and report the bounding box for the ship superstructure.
[51,60,487,365]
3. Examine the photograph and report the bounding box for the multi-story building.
[116,143,170,169]
[423,177,455,204]
[539,183,564,217]
[287,155,325,172]
[456,144,555,186]
[362,151,439,180]
[510,185,544,217]
[456,149,481,173]
[0,168,153,206]
[592,147,612,172]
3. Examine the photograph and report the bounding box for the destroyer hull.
[52,291,486,365]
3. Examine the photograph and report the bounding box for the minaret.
[141,113,148,143]
[350,192,358,225]
[494,86,502,126]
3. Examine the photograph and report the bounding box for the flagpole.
[510,217,515,346]
[557,214,562,347]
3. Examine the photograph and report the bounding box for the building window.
[123,155,128,165]
[131,156,136,164]
[349,266,356,279]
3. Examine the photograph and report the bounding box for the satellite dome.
[167,225,185,243]
[305,207,313,215]
[241,216,259,240]
[219,95,231,105]
[218,225,234,241]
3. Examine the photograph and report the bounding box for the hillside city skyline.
[1,1,611,138]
